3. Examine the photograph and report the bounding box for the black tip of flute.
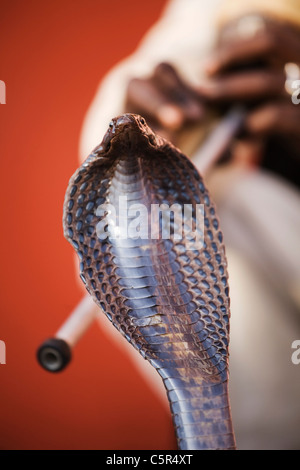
[36,338,72,373]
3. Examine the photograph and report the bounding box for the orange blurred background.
[0,0,177,450]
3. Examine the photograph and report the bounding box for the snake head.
[93,113,163,155]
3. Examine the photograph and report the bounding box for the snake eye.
[140,117,145,125]
[109,121,114,128]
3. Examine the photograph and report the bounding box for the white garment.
[214,167,300,449]
[79,0,300,449]
[79,0,222,161]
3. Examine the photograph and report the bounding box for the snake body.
[63,114,236,450]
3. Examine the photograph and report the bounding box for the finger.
[198,69,285,102]
[153,63,204,121]
[231,137,265,167]
[246,101,300,136]
[126,77,184,130]
[205,32,274,76]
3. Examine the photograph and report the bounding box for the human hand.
[200,16,300,146]
[125,62,204,143]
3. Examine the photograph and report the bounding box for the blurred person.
[79,0,300,449]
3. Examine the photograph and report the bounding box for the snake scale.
[63,113,236,450]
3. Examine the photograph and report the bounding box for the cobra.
[42,113,236,450]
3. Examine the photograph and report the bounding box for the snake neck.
[155,365,236,450]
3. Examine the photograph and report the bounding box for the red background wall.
[0,0,177,450]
